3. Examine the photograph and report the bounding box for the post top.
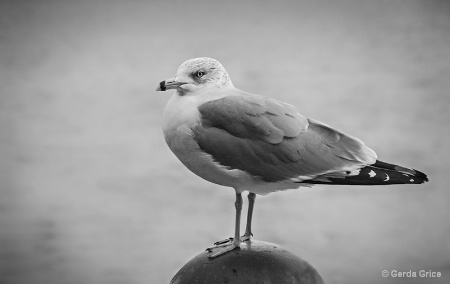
[170,240,324,284]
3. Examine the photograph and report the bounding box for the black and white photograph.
[1,0,449,283]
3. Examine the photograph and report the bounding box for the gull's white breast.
[162,92,250,190]
[162,90,304,194]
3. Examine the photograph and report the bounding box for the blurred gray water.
[1,0,450,283]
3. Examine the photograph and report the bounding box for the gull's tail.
[305,160,429,185]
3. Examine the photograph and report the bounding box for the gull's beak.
[156,77,187,91]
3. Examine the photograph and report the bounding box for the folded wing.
[192,91,377,183]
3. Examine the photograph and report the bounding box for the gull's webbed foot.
[213,237,233,246]
[206,233,253,258]
[240,232,253,242]
[206,239,241,259]
[210,233,253,247]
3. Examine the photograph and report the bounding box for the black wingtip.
[374,160,429,183]
[302,160,429,186]
[412,168,428,182]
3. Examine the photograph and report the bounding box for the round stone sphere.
[169,240,324,284]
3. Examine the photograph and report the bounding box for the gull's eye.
[195,71,205,78]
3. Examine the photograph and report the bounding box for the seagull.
[156,57,429,258]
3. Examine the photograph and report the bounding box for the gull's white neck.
[162,88,232,136]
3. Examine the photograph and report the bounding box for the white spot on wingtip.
[289,175,313,182]
[410,178,414,183]
[368,170,376,178]
[383,174,390,181]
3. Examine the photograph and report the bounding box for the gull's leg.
[242,192,256,241]
[211,192,256,245]
[207,192,243,258]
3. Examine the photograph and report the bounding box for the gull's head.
[156,57,234,93]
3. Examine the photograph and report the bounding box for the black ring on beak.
[159,81,166,91]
